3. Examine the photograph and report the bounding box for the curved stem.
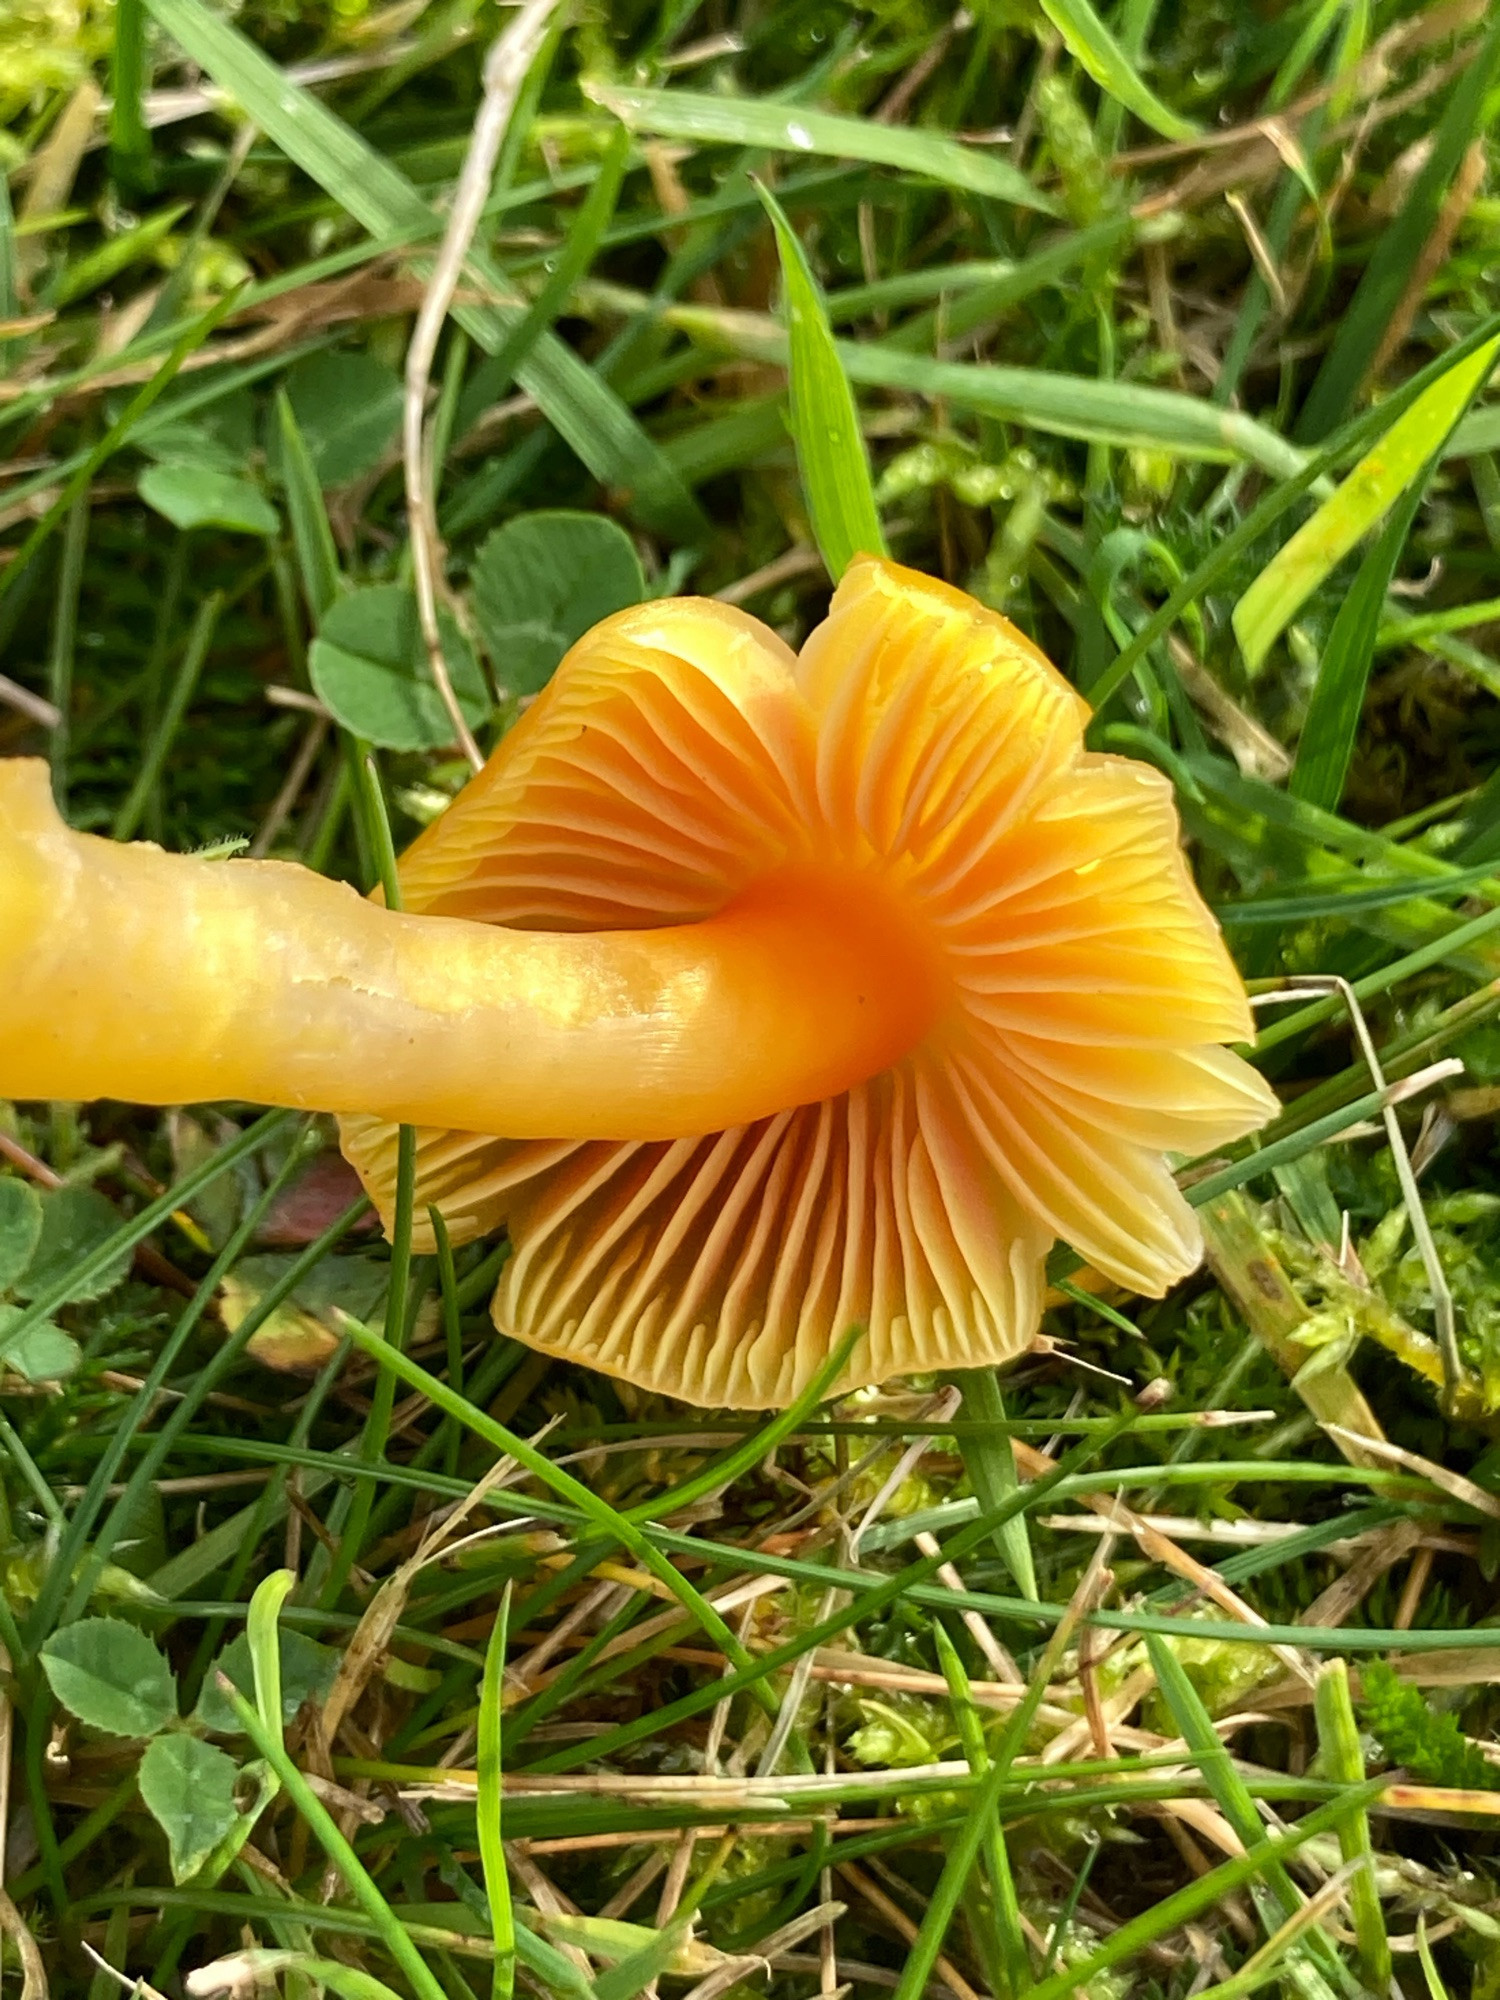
[0,758,941,1140]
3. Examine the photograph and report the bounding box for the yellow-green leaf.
[1234,333,1500,672]
[758,183,886,582]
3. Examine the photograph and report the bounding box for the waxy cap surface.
[343,556,1277,1408]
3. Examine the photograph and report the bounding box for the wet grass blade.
[1039,0,1198,141]
[455,123,632,433]
[590,81,1058,214]
[759,182,885,580]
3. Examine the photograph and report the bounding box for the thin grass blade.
[276,389,342,620]
[1313,1661,1391,1993]
[455,123,632,433]
[477,1583,515,2000]
[219,1602,452,2000]
[1296,14,1500,440]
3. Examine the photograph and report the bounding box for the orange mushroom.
[0,556,1276,1406]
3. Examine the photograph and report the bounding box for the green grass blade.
[759,182,885,580]
[456,122,632,433]
[1288,336,1499,809]
[110,0,152,183]
[332,1313,785,1725]
[623,1324,862,1524]
[1089,310,1500,714]
[1146,1635,1303,1922]
[141,0,708,542]
[47,483,89,816]
[1235,332,1500,673]
[213,1955,403,2000]
[1287,486,1427,812]
[893,1565,1100,2000]
[0,1109,293,1367]
[1038,0,1198,141]
[949,1367,1036,1599]
[589,81,1058,214]
[247,1568,296,1733]
[55,1185,365,1633]
[1249,901,1500,1055]
[1417,1917,1452,2000]
[933,1623,1028,1998]
[835,346,1305,477]
[523,1416,1138,1777]
[477,1584,515,2000]
[1214,858,1500,926]
[669,311,1310,476]
[275,389,342,620]
[1296,13,1500,440]
[1314,1662,1391,1994]
[46,204,188,309]
[20,1122,315,1641]
[1020,1784,1386,2000]
[219,1603,451,2000]
[0,173,16,324]
[880,215,1138,354]
[593,1912,701,2000]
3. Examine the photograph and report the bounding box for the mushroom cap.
[342,555,1276,1407]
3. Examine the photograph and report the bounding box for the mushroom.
[0,555,1276,1406]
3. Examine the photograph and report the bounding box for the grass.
[6,1,1500,1996]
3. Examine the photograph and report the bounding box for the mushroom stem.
[0,759,942,1139]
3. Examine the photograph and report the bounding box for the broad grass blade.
[1234,333,1500,673]
[591,81,1058,214]
[1039,0,1199,141]
[759,182,886,580]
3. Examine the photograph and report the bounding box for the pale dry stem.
[403,0,563,771]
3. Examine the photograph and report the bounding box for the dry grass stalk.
[402,0,561,769]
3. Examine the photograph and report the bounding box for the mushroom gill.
[341,555,1278,1407]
